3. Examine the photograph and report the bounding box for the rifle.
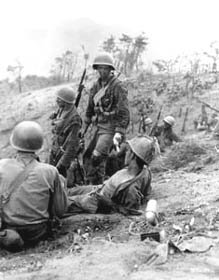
[138,113,146,133]
[149,106,163,136]
[75,68,86,108]
[181,107,189,133]
[196,98,219,114]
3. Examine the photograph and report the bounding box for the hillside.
[1,72,219,279]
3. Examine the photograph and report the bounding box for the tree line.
[5,34,219,94]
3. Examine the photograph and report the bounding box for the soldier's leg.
[67,185,95,196]
[83,130,98,184]
[87,133,114,184]
[4,222,48,249]
[68,192,99,214]
[66,158,85,188]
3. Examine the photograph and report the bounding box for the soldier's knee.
[0,229,24,252]
[91,150,103,167]
[91,154,102,167]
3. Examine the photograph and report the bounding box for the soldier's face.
[97,65,111,81]
[56,97,65,108]
[163,121,170,129]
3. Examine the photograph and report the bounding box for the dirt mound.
[151,138,219,173]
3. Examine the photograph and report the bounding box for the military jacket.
[0,153,68,226]
[51,106,82,168]
[84,75,130,135]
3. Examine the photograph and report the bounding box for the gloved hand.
[113,132,122,146]
[56,164,67,178]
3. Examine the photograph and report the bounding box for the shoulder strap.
[7,160,36,198]
[107,76,121,90]
[93,76,119,106]
[112,168,145,198]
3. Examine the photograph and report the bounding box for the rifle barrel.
[75,69,86,108]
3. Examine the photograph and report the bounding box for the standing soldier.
[81,52,130,184]
[49,87,82,186]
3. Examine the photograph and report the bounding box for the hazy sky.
[1,0,219,78]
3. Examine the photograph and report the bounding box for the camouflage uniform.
[83,74,130,184]
[49,106,82,186]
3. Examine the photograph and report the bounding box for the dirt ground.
[1,80,219,279]
[0,132,219,280]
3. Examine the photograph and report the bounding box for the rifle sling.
[93,76,118,106]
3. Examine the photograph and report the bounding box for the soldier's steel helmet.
[10,121,44,152]
[127,135,155,165]
[163,116,175,127]
[145,117,153,125]
[56,87,76,104]
[92,52,115,70]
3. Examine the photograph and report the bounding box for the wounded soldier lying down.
[67,135,156,215]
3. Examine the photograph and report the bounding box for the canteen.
[145,199,158,226]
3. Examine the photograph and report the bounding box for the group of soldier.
[194,104,219,134]
[0,52,181,252]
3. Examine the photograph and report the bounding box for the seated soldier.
[196,104,208,131]
[0,121,68,251]
[207,113,218,132]
[68,135,156,215]
[154,115,181,152]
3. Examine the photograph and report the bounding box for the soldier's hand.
[113,132,122,146]
[49,112,56,120]
[79,137,85,152]
[78,130,84,139]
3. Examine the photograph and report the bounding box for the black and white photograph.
[0,0,219,279]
